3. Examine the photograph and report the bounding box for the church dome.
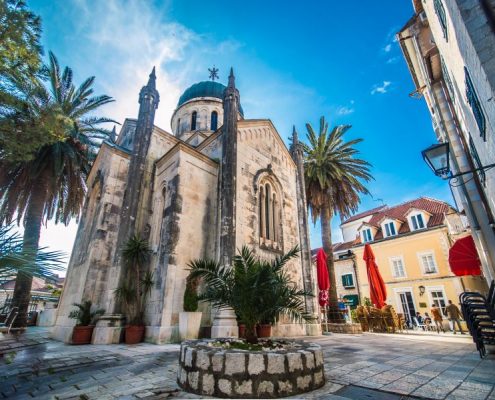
[177,80,244,115]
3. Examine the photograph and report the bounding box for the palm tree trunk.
[12,173,48,330]
[320,204,344,323]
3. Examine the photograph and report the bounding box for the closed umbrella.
[316,248,330,307]
[363,244,387,309]
[449,235,482,276]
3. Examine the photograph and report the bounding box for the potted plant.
[68,300,105,344]
[179,274,202,340]
[115,235,154,344]
[188,245,314,343]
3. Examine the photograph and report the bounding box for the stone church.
[53,68,320,344]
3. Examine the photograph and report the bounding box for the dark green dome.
[177,81,244,115]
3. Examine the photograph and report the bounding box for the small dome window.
[211,111,218,131]
[191,111,197,131]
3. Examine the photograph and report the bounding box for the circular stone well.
[177,339,325,398]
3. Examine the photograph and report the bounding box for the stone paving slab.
[1,328,494,399]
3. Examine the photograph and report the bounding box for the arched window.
[258,179,280,244]
[211,111,218,131]
[191,111,197,131]
[177,118,181,134]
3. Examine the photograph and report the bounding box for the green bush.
[188,245,314,343]
[183,276,199,312]
[68,300,104,326]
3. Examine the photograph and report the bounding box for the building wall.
[423,0,495,227]
[170,98,224,140]
[234,120,312,336]
[52,144,131,342]
[334,257,359,301]
[353,227,487,319]
[145,145,219,343]
[341,215,374,243]
[398,3,495,282]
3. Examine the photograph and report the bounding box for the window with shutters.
[410,213,425,230]
[465,68,486,139]
[434,0,448,40]
[441,57,455,103]
[341,273,355,288]
[390,256,406,278]
[383,221,397,237]
[418,251,438,274]
[361,228,373,243]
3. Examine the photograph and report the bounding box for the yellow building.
[336,197,487,326]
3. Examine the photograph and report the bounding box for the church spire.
[109,125,117,143]
[147,66,156,90]
[227,67,235,88]
[139,66,159,108]
[114,67,160,294]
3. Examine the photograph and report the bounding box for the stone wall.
[145,145,219,343]
[177,340,325,398]
[52,144,131,343]
[234,120,311,336]
[170,98,224,140]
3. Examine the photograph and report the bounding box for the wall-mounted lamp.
[421,142,495,181]
[419,285,425,296]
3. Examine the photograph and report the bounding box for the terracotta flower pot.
[125,325,145,344]
[256,324,272,338]
[72,325,94,344]
[238,324,246,338]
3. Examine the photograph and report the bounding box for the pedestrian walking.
[431,304,445,333]
[446,300,465,334]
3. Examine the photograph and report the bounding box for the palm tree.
[0,223,65,282]
[188,246,314,343]
[303,116,373,322]
[0,52,114,329]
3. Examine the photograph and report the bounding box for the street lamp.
[422,142,495,180]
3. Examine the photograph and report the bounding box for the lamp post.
[421,142,495,180]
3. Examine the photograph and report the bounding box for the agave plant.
[68,300,105,326]
[188,246,314,343]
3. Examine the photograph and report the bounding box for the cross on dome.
[208,66,219,81]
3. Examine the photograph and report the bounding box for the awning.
[448,235,482,276]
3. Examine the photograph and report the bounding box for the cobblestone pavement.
[1,328,494,399]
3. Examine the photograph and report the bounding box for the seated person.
[423,312,432,325]
[415,312,424,324]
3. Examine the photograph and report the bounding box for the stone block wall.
[177,340,325,398]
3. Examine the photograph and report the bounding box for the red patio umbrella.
[449,235,482,276]
[363,244,387,308]
[316,248,330,307]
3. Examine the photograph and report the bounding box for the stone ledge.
[325,323,363,334]
[177,339,325,398]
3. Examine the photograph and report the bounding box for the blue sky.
[29,0,453,264]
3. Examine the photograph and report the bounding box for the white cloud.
[337,106,355,116]
[61,0,243,132]
[371,81,391,95]
[386,57,400,64]
[383,44,392,53]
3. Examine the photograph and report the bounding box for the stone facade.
[52,70,320,344]
[398,0,495,282]
[177,340,325,398]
